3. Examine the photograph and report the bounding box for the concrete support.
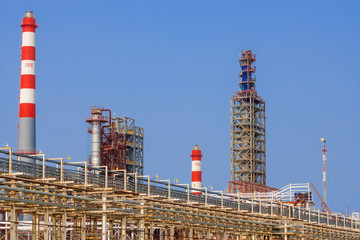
[189,228,193,240]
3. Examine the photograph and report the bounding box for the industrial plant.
[0,11,359,240]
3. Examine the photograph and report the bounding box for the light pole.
[321,138,327,205]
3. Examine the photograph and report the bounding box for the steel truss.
[0,148,359,240]
[230,50,266,190]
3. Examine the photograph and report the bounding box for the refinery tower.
[229,50,269,193]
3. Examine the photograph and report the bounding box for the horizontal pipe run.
[147,206,278,227]
[0,197,95,210]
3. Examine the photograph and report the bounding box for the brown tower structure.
[229,50,270,193]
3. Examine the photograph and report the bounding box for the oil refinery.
[0,11,359,240]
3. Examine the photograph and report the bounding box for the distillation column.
[86,108,107,167]
[229,50,266,193]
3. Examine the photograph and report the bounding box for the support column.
[61,212,67,240]
[144,224,149,240]
[44,209,49,240]
[81,213,86,240]
[10,205,18,240]
[150,223,154,240]
[110,220,114,240]
[164,226,168,240]
[189,228,193,240]
[36,214,40,240]
[139,201,145,240]
[31,214,37,240]
[51,216,56,240]
[207,228,211,240]
[138,220,145,240]
[170,225,175,240]
[102,194,107,240]
[121,216,127,240]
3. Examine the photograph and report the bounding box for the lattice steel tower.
[230,50,266,186]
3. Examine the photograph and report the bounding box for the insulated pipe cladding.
[18,11,38,160]
[86,107,107,167]
[191,145,203,194]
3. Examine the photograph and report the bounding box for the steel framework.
[87,108,144,175]
[230,50,266,193]
[113,116,144,175]
[0,148,359,240]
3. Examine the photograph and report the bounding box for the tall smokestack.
[18,11,38,160]
[191,145,203,194]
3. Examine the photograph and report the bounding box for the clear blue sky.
[1,1,359,215]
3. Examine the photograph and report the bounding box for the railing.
[0,149,359,231]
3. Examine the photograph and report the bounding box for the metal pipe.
[101,109,112,128]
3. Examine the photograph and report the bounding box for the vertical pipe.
[18,11,38,161]
[191,145,203,194]
[92,120,101,167]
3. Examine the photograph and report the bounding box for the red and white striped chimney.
[18,11,38,160]
[191,145,203,194]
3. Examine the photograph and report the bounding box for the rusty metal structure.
[0,148,359,240]
[229,50,266,193]
[112,116,144,175]
[86,107,144,175]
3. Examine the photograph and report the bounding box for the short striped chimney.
[191,145,203,194]
[18,11,38,160]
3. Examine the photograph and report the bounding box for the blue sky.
[1,1,359,215]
